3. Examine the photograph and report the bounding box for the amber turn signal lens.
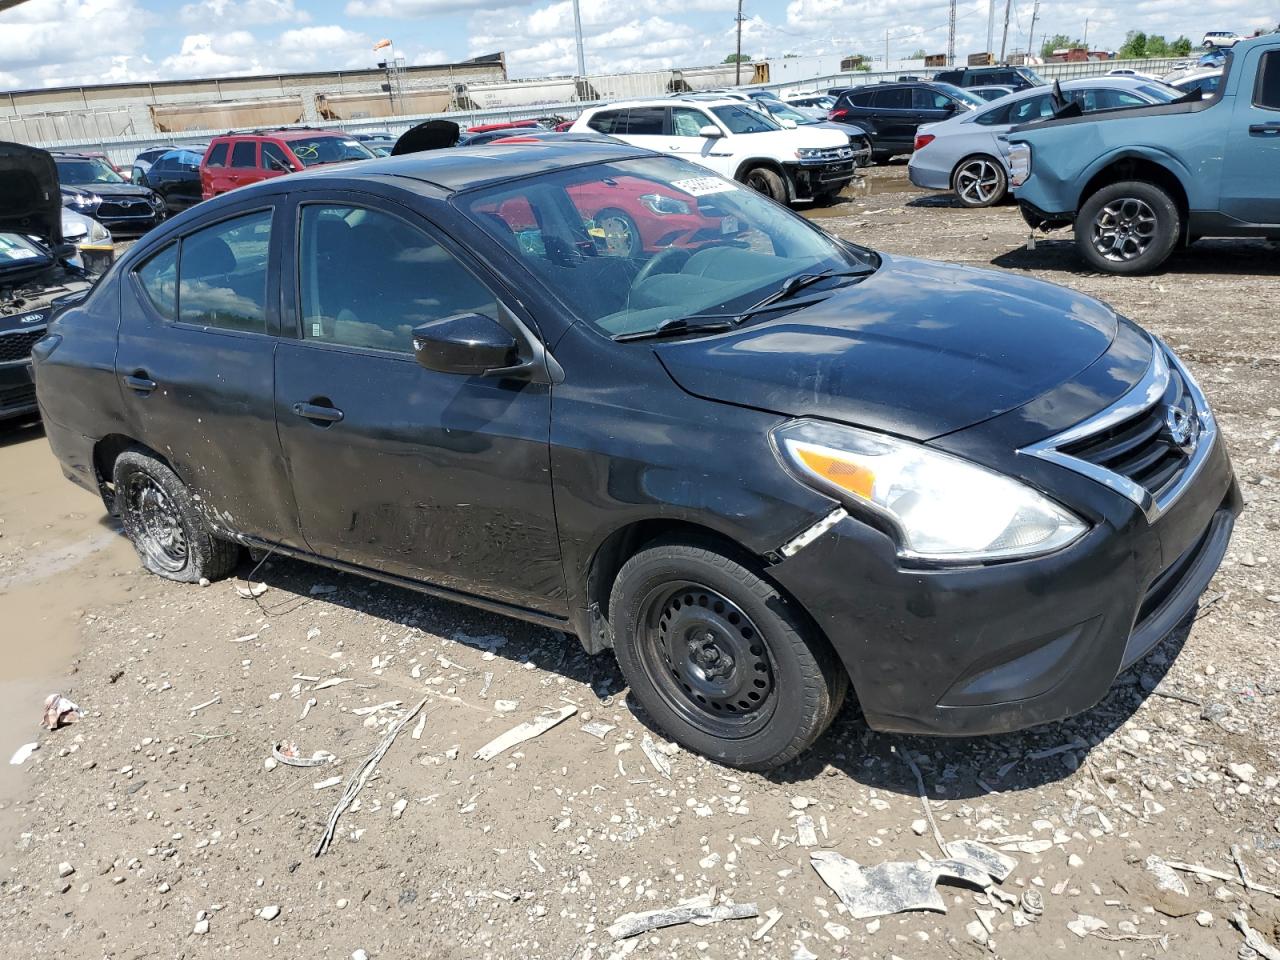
[794,446,876,501]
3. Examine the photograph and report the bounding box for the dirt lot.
[1,164,1278,960]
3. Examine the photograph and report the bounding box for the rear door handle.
[292,401,344,424]
[122,373,157,394]
[1249,122,1280,135]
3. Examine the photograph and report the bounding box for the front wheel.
[951,155,1007,208]
[741,166,789,203]
[114,449,241,582]
[609,539,847,770]
[593,207,642,257]
[1075,180,1180,274]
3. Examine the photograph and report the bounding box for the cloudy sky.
[0,0,1273,89]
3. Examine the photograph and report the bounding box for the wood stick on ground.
[314,696,429,857]
[897,742,945,855]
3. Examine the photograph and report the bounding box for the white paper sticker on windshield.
[670,176,737,197]
[5,248,37,259]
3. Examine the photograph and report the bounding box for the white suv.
[1201,31,1244,48]
[569,98,856,204]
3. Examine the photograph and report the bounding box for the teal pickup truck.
[1008,34,1280,273]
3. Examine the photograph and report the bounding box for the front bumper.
[786,160,857,200]
[770,433,1240,736]
[0,358,37,422]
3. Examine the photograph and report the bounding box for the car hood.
[393,120,461,155]
[62,181,153,199]
[0,141,63,247]
[743,127,850,150]
[655,254,1118,441]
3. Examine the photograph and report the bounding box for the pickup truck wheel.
[609,539,847,770]
[951,155,1007,208]
[1076,180,1180,274]
[114,450,241,583]
[742,166,788,203]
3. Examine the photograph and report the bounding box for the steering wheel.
[632,246,693,287]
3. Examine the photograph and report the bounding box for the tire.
[609,538,847,770]
[113,449,240,583]
[851,135,873,168]
[593,207,642,258]
[741,166,788,203]
[871,150,892,165]
[1075,180,1180,274]
[951,154,1007,208]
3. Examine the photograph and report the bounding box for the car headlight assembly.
[60,212,89,240]
[89,218,110,242]
[773,419,1087,563]
[639,193,690,216]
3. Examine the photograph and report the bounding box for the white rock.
[1067,853,1084,868]
[57,862,74,878]
[1130,729,1151,744]
[911,819,928,835]
[965,919,988,944]
[259,905,280,921]
[1145,856,1188,896]
[193,919,210,935]
[790,796,812,810]
[263,757,278,771]
[1067,914,1107,938]
[1228,762,1257,783]
[1195,910,1213,927]
[494,700,519,714]
[392,798,408,819]
[352,951,369,960]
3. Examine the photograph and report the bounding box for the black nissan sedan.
[32,142,1239,769]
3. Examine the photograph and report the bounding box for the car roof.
[212,128,347,141]
[589,97,746,110]
[276,140,654,195]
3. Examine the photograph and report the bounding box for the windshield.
[933,83,987,107]
[762,100,816,124]
[0,233,52,273]
[287,136,375,166]
[459,155,877,339]
[1136,82,1180,103]
[1018,68,1047,85]
[55,157,124,185]
[711,104,782,134]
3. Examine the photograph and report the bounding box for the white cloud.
[345,0,538,16]
[179,0,308,26]
[0,0,151,81]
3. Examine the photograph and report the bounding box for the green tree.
[1041,33,1082,58]
[1145,34,1171,56]
[1171,35,1193,56]
[909,47,928,59]
[723,53,750,64]
[1119,30,1147,58]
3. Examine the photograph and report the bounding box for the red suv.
[200,129,375,200]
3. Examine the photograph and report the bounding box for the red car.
[199,129,375,200]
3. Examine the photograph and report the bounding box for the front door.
[272,195,564,612]
[1222,46,1280,225]
[668,106,736,178]
[115,201,304,547]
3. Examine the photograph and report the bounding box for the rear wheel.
[1076,180,1180,274]
[741,166,789,203]
[609,539,846,770]
[951,155,1007,208]
[114,449,240,583]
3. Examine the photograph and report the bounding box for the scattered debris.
[795,815,819,847]
[188,693,221,717]
[313,776,342,790]
[896,743,945,853]
[235,581,268,599]
[809,851,994,920]
[1167,860,1280,898]
[299,697,317,720]
[351,700,402,717]
[943,841,1017,882]
[581,721,615,740]
[411,713,427,741]
[1233,911,1280,960]
[315,696,429,856]
[1146,855,1190,897]
[272,741,335,768]
[42,693,81,730]
[314,677,353,691]
[473,705,577,762]
[640,735,672,780]
[607,892,758,940]
[752,908,782,941]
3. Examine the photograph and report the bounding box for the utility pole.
[986,0,996,60]
[947,0,957,66]
[1083,17,1090,48]
[1027,0,1039,60]
[735,0,745,85]
[999,0,1012,62]
[885,28,890,70]
[571,0,586,78]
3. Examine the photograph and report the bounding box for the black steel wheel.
[742,166,789,203]
[610,538,846,770]
[113,449,241,583]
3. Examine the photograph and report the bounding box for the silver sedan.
[907,76,1179,207]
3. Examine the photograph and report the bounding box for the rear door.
[201,141,229,198]
[620,106,670,154]
[224,139,259,193]
[272,192,563,610]
[870,88,916,151]
[115,199,303,547]
[1223,46,1280,224]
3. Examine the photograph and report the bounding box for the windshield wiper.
[613,316,736,342]
[736,267,874,322]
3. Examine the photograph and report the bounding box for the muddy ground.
[0,164,1277,960]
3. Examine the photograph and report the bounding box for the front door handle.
[1249,122,1280,135]
[292,401,344,424]
[122,373,157,394]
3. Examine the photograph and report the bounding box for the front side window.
[461,155,877,340]
[710,104,780,133]
[136,242,178,320]
[298,205,498,354]
[230,142,258,169]
[178,210,272,333]
[914,88,952,110]
[261,142,292,172]
[872,89,911,109]
[206,142,229,167]
[672,107,712,137]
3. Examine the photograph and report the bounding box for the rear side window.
[136,243,178,320]
[297,204,499,354]
[1008,94,1054,123]
[178,210,272,333]
[872,88,911,109]
[625,107,667,135]
[205,142,229,167]
[848,90,874,107]
[974,103,1012,125]
[1256,51,1280,109]
[230,141,257,168]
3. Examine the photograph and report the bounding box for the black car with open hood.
[0,141,92,423]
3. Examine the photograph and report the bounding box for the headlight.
[772,419,1087,562]
[639,193,690,215]
[89,218,110,242]
[1008,142,1031,187]
[795,147,826,160]
[60,211,89,240]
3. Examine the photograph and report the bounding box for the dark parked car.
[33,142,1239,769]
[828,82,985,161]
[933,65,1046,91]
[0,142,93,423]
[54,152,166,235]
[139,148,205,214]
[131,143,207,183]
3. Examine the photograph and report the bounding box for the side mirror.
[698,124,724,138]
[412,312,522,376]
[778,118,797,129]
